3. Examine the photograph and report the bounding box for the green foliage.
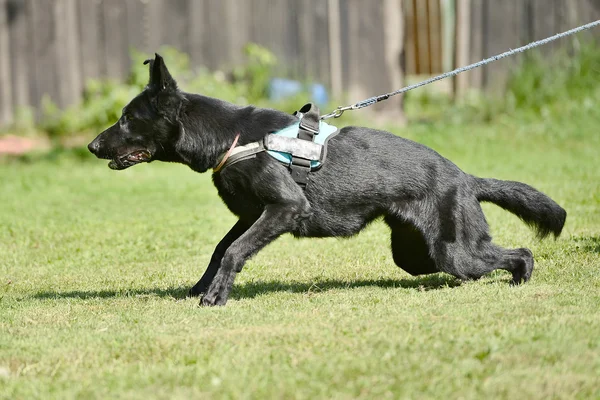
[10,107,37,136]
[404,40,600,125]
[38,45,292,138]
[504,41,600,115]
[40,81,141,139]
[231,43,279,101]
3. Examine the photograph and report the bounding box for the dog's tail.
[474,177,566,239]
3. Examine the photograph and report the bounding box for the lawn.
[1,97,599,399]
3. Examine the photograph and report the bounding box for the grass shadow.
[32,286,190,301]
[31,274,461,302]
[230,274,461,300]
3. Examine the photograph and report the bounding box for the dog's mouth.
[108,150,152,170]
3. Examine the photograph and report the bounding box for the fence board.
[0,0,12,124]
[468,0,485,89]
[341,0,361,97]
[8,0,35,110]
[582,0,600,20]
[343,0,403,114]
[204,0,231,70]
[402,0,417,75]
[455,0,470,95]
[382,0,404,115]
[187,0,209,67]
[31,0,59,110]
[102,0,130,81]
[414,0,431,74]
[160,0,190,53]
[264,0,287,61]
[249,0,272,48]
[575,0,600,38]
[224,0,252,67]
[281,0,301,78]
[483,0,526,91]
[297,0,329,83]
[125,0,149,54]
[55,0,82,108]
[428,0,443,74]
[555,0,578,33]
[151,0,170,49]
[77,0,105,81]
[310,0,331,85]
[530,0,561,56]
[327,0,342,97]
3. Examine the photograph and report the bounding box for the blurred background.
[0,0,598,151]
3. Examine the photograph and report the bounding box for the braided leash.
[321,19,600,120]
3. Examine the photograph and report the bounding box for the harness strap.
[214,141,265,172]
[225,142,264,168]
[296,103,320,141]
[290,156,311,187]
[215,104,325,189]
[213,133,240,172]
[290,103,321,188]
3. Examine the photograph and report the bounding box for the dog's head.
[88,53,183,170]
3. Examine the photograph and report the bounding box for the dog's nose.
[88,139,100,155]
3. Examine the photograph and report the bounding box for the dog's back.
[297,126,465,237]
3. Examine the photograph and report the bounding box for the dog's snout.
[88,139,100,155]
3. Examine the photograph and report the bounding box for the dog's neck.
[174,93,297,173]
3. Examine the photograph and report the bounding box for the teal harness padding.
[217,103,333,189]
[266,121,338,168]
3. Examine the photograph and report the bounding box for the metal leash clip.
[320,105,353,120]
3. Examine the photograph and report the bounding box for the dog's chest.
[212,172,265,220]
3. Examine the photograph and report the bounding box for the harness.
[215,103,338,188]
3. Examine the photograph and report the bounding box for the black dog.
[88,54,566,306]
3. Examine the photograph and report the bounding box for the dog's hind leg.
[438,241,534,284]
[188,220,252,297]
[429,189,534,284]
[384,216,438,276]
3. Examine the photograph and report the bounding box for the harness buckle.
[299,120,320,135]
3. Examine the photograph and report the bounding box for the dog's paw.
[199,278,230,306]
[200,291,227,306]
[199,270,236,306]
[511,248,534,285]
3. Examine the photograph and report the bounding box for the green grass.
[1,96,600,399]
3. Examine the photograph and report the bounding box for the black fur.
[88,54,567,306]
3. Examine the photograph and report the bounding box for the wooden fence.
[0,0,599,126]
[462,0,600,92]
[0,0,404,126]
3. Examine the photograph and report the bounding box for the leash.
[321,19,600,120]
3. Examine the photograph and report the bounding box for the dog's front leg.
[188,220,252,297]
[200,202,308,306]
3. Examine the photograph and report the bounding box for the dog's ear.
[143,58,154,71]
[145,53,177,92]
[143,54,182,121]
